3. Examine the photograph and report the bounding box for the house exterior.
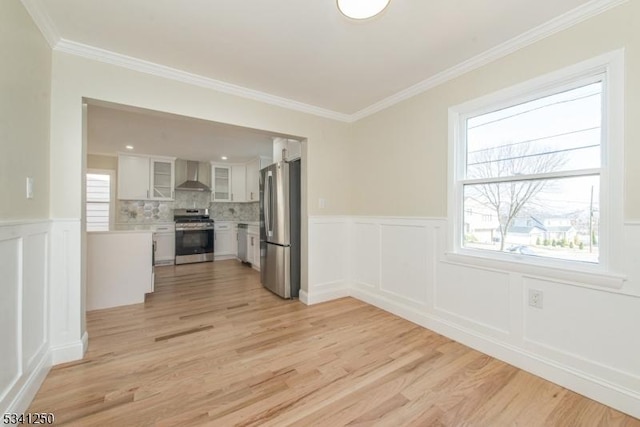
[506,217,577,246]
[463,197,500,244]
[506,225,546,245]
[2,0,639,419]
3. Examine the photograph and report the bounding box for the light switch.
[318,198,326,209]
[26,177,34,199]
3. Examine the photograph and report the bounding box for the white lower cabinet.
[246,234,254,265]
[214,222,237,260]
[248,225,260,271]
[154,232,175,265]
[152,224,175,266]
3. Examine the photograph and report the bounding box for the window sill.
[443,250,626,290]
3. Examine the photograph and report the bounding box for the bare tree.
[466,142,567,251]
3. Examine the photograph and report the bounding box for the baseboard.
[50,337,85,365]
[350,285,640,419]
[5,348,51,414]
[304,282,350,305]
[81,331,89,356]
[299,290,309,305]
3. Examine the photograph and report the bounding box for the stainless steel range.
[174,208,214,265]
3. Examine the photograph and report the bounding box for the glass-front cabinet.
[211,164,231,202]
[150,158,175,200]
[117,154,175,200]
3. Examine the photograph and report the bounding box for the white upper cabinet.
[117,154,150,200]
[246,157,272,202]
[231,165,247,202]
[212,158,271,203]
[211,164,231,202]
[273,137,301,162]
[245,158,259,202]
[150,158,175,200]
[118,154,175,200]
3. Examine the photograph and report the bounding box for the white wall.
[0,221,51,414]
[14,0,639,418]
[307,217,640,418]
[349,1,640,218]
[325,1,640,419]
[0,0,52,415]
[0,0,51,221]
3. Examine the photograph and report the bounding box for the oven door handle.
[175,227,214,231]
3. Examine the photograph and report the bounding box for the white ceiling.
[87,101,281,162]
[32,0,599,116]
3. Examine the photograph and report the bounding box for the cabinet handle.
[251,236,254,246]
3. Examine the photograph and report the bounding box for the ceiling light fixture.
[125,145,134,150]
[221,156,228,160]
[337,0,390,20]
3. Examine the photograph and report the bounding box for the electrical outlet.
[528,289,543,309]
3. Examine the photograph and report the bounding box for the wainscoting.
[307,216,640,419]
[0,220,51,414]
[0,218,86,414]
[49,219,85,365]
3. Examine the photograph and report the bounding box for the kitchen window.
[449,51,624,272]
[86,171,114,231]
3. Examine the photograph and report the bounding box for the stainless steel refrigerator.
[259,160,300,299]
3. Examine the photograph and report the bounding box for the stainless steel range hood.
[175,159,211,192]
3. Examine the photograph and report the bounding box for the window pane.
[86,173,111,231]
[466,82,602,179]
[463,176,599,263]
[87,173,111,202]
[87,202,109,231]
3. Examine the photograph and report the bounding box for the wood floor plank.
[27,260,639,426]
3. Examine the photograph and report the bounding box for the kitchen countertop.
[212,220,259,226]
[240,221,260,226]
[113,223,175,231]
[88,229,154,234]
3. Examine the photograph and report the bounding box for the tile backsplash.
[116,192,259,224]
[209,202,259,221]
[117,200,173,223]
[174,191,211,209]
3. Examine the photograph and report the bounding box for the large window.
[450,52,623,270]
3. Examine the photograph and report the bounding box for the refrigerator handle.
[266,171,273,237]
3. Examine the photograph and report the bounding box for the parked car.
[507,245,536,255]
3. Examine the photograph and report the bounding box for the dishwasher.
[237,223,249,263]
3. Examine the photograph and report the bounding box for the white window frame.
[86,168,116,231]
[447,50,625,288]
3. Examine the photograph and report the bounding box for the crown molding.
[20,0,60,48]
[350,0,629,121]
[54,39,352,123]
[20,0,627,124]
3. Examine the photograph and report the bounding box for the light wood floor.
[29,260,639,426]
